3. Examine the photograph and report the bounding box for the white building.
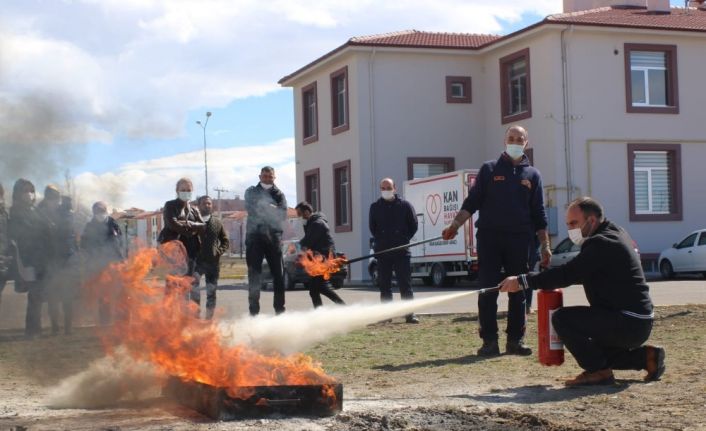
[280,0,706,281]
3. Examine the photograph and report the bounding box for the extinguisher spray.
[537,289,564,366]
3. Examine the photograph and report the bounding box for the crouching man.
[499,197,665,386]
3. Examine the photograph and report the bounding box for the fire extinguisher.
[537,289,564,366]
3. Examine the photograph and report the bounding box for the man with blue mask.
[499,197,663,386]
[442,125,550,356]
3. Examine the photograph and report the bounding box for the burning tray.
[163,377,343,419]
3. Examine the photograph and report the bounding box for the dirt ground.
[0,304,704,431]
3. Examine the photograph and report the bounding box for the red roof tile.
[546,6,706,31]
[349,30,500,49]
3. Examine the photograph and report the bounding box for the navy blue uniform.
[369,195,418,302]
[460,154,547,343]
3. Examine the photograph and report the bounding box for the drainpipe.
[368,48,377,200]
[561,25,574,205]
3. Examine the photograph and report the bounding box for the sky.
[0,0,685,211]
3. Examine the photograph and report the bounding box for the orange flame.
[298,250,347,280]
[87,241,336,399]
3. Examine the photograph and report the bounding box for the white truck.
[403,169,479,287]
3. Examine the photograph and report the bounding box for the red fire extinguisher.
[537,289,564,366]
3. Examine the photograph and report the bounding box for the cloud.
[72,138,297,211]
[0,1,561,145]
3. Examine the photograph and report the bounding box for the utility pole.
[196,112,212,196]
[213,187,230,218]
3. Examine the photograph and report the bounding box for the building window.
[407,157,455,180]
[330,66,349,135]
[302,81,318,144]
[333,160,352,232]
[304,168,320,212]
[499,48,532,124]
[624,44,678,114]
[445,76,472,103]
[627,144,682,221]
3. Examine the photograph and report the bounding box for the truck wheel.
[284,270,296,290]
[430,263,446,288]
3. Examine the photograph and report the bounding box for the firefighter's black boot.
[477,339,500,357]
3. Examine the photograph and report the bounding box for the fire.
[298,250,347,280]
[87,241,336,399]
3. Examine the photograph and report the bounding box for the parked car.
[262,239,347,290]
[658,229,706,279]
[549,236,640,269]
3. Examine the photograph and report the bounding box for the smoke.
[45,347,163,409]
[220,291,475,355]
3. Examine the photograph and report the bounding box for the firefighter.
[0,184,10,313]
[295,201,345,308]
[442,125,551,356]
[499,197,664,386]
[244,166,287,316]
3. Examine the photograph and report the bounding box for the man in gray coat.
[195,195,230,319]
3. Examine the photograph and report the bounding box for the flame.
[87,241,336,399]
[298,250,347,280]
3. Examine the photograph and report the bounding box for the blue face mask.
[505,144,524,160]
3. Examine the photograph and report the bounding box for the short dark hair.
[197,195,212,204]
[261,166,275,175]
[295,201,313,213]
[570,197,605,221]
[12,178,35,204]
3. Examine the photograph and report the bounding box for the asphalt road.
[2,276,703,330]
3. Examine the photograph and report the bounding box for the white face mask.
[381,190,395,200]
[568,220,591,245]
[177,191,192,202]
[94,213,109,223]
[202,214,211,222]
[505,144,525,160]
[260,182,273,190]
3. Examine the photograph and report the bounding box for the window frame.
[332,159,352,232]
[406,157,455,180]
[301,81,318,144]
[627,143,682,222]
[330,66,350,135]
[445,76,472,104]
[499,48,532,124]
[303,168,321,212]
[624,43,679,114]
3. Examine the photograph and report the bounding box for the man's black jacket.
[526,220,653,317]
[244,184,287,238]
[461,154,547,233]
[369,195,418,255]
[300,212,334,255]
[197,216,230,264]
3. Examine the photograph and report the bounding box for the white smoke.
[220,291,475,355]
[46,347,163,409]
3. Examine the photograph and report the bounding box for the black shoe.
[477,339,500,357]
[506,340,533,356]
[644,345,666,382]
[405,314,420,324]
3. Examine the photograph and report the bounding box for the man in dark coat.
[8,179,53,339]
[81,201,123,325]
[296,201,345,308]
[195,195,230,319]
[158,177,205,305]
[500,197,664,386]
[369,177,419,323]
[443,125,550,356]
[0,184,10,313]
[37,185,78,335]
[244,166,287,316]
